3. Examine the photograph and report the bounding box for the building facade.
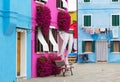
[78,0,120,63]
[0,0,32,82]
[32,0,70,77]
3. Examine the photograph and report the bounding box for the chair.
[54,60,74,77]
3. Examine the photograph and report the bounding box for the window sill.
[83,52,93,54]
[36,52,46,54]
[57,7,66,11]
[111,52,120,54]
[35,1,45,4]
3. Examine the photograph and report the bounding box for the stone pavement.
[18,63,120,82]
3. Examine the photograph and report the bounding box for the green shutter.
[82,41,85,52]
[84,0,90,2]
[110,41,113,52]
[84,16,87,26]
[119,41,120,52]
[92,41,95,52]
[88,16,91,26]
[84,16,91,26]
[112,15,119,26]
[112,0,118,2]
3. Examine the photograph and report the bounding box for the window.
[83,15,91,27]
[35,26,49,53]
[35,0,47,3]
[82,41,95,53]
[110,41,120,52]
[56,0,67,9]
[84,0,90,2]
[112,0,119,2]
[112,15,119,26]
[49,29,58,52]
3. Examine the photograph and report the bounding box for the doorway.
[96,40,108,62]
[16,30,26,78]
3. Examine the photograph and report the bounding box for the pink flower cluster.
[57,11,71,32]
[36,5,51,35]
[37,54,61,77]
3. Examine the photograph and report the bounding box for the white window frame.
[57,0,67,10]
[110,40,120,53]
[111,14,120,27]
[111,0,120,3]
[82,39,93,53]
[82,14,92,28]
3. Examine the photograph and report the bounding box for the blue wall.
[78,0,120,63]
[0,0,31,82]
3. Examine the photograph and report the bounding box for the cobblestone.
[18,63,120,82]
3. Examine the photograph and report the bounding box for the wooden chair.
[54,60,74,77]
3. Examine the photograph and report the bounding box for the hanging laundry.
[89,28,94,34]
[100,28,106,32]
[112,27,119,38]
[94,28,100,34]
[85,28,90,34]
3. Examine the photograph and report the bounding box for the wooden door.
[17,32,21,76]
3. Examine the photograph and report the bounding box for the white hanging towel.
[100,28,106,32]
[38,29,49,51]
[73,38,77,51]
[62,0,68,9]
[112,27,119,38]
[49,29,59,51]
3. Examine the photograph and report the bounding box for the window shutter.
[57,0,62,8]
[82,41,85,52]
[112,15,119,26]
[84,16,91,26]
[110,41,113,52]
[112,0,118,2]
[92,41,95,52]
[119,41,120,52]
[84,0,90,2]
[88,16,91,26]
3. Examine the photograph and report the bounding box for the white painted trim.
[35,1,45,4]
[82,14,92,27]
[50,26,56,29]
[57,7,66,11]
[82,39,93,41]
[16,31,17,77]
[16,29,27,79]
[38,28,49,51]
[110,14,120,27]
[110,39,120,41]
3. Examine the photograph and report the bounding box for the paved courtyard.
[18,63,120,82]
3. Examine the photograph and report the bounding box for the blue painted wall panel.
[78,0,120,63]
[0,0,31,82]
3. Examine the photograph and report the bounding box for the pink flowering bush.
[36,5,51,35]
[57,11,71,32]
[37,54,62,77]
